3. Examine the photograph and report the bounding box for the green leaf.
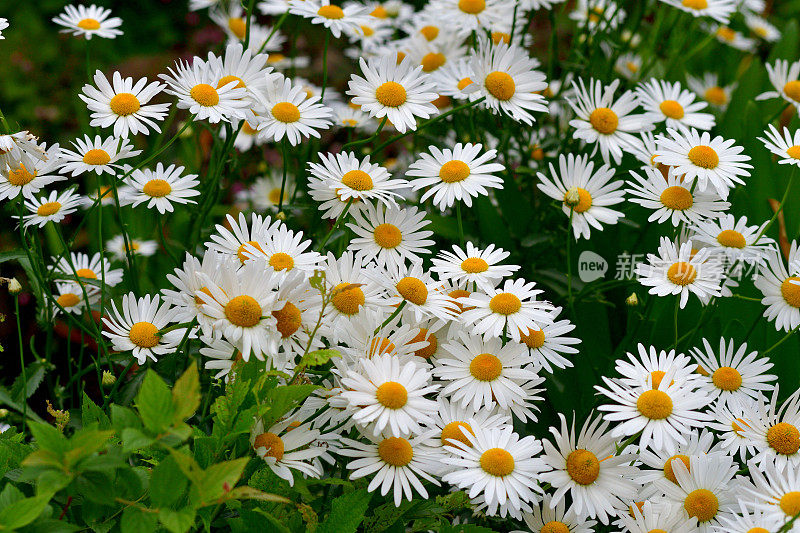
[81,392,111,430]
[159,508,196,533]
[150,455,189,509]
[0,386,44,423]
[111,405,142,433]
[121,507,159,533]
[27,421,68,456]
[226,486,290,504]
[171,364,200,424]
[297,348,341,368]
[260,384,319,426]
[0,494,50,529]
[121,428,154,452]
[136,370,175,433]
[196,457,250,505]
[11,360,47,403]
[251,509,291,533]
[317,489,372,533]
[63,429,114,468]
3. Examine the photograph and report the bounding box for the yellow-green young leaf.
[149,455,189,509]
[27,421,69,456]
[63,429,114,468]
[196,457,250,505]
[136,370,175,433]
[159,508,196,533]
[299,348,341,368]
[226,486,291,503]
[0,494,51,530]
[172,364,200,424]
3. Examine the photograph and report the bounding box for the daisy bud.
[626,293,639,306]
[276,211,286,221]
[102,370,116,387]
[178,122,193,138]
[0,408,8,418]
[564,187,582,209]
[7,278,21,295]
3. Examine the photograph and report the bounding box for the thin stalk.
[278,139,289,213]
[14,296,27,434]
[318,199,353,250]
[342,117,387,151]
[320,32,330,101]
[763,324,800,356]
[456,202,465,248]
[756,166,797,243]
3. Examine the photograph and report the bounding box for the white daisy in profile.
[0,18,7,39]
[252,76,332,146]
[741,386,800,471]
[160,57,250,123]
[756,59,800,115]
[347,204,434,269]
[655,454,738,532]
[289,0,369,38]
[251,418,326,486]
[0,131,46,169]
[340,353,438,437]
[52,4,122,40]
[335,310,424,364]
[466,40,548,125]
[687,72,735,110]
[106,235,158,263]
[433,331,540,413]
[636,236,723,308]
[316,251,388,331]
[661,0,736,24]
[753,241,800,332]
[52,282,99,316]
[745,13,781,42]
[742,457,800,527]
[338,430,441,507]
[614,499,697,533]
[461,278,554,342]
[199,336,240,380]
[713,499,783,533]
[379,261,458,322]
[51,251,124,288]
[241,223,323,274]
[614,52,642,80]
[20,188,82,229]
[429,57,483,102]
[0,145,65,202]
[691,214,773,264]
[596,368,713,452]
[540,413,640,525]
[636,79,715,134]
[537,152,626,240]
[707,397,758,461]
[517,306,580,373]
[406,142,505,210]
[209,4,248,41]
[205,212,282,263]
[122,163,200,214]
[239,22,286,53]
[567,77,650,164]
[163,252,231,335]
[242,171,294,211]
[431,242,519,292]
[514,494,596,533]
[80,71,171,139]
[635,428,723,495]
[711,24,756,52]
[442,424,545,517]
[347,53,438,134]
[59,135,140,177]
[568,0,626,32]
[102,293,186,365]
[626,167,730,227]
[613,343,700,390]
[758,125,800,167]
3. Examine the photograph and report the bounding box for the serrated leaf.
[150,455,189,509]
[172,364,200,424]
[297,349,341,369]
[260,384,319,426]
[0,494,50,529]
[317,489,372,533]
[159,508,196,533]
[27,421,68,456]
[136,370,175,433]
[120,506,159,533]
[121,428,154,452]
[196,457,250,505]
[81,392,111,430]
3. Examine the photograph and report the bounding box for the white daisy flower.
[432,242,519,292]
[754,241,800,332]
[79,71,171,139]
[0,144,64,202]
[758,124,800,167]
[52,282,99,316]
[20,188,82,229]
[427,0,508,36]
[741,457,800,526]
[241,171,294,211]
[52,4,122,40]
[613,343,701,390]
[162,252,231,336]
[428,57,484,102]
[614,52,642,80]
[516,306,580,373]
[347,204,434,269]
[0,131,46,170]
[741,386,800,471]
[567,78,651,165]
[756,59,800,115]
[402,33,467,75]
[160,57,250,123]
[237,22,287,53]
[0,18,7,39]
[636,78,715,134]
[317,251,388,332]
[102,293,186,365]
[745,13,781,42]
[540,413,640,524]
[199,335,240,381]
[289,0,369,38]
[121,163,200,214]
[613,499,697,533]
[340,353,438,437]
[51,251,124,288]
[537,152,626,240]
[430,397,511,453]
[596,367,713,452]
[636,236,723,308]
[442,423,546,517]
[712,499,784,533]
[209,4,248,41]
[205,212,282,263]
[635,427,723,493]
[338,431,441,507]
[706,397,758,461]
[252,75,333,146]
[241,224,323,274]
[106,235,158,263]
[251,418,326,486]
[711,24,756,51]
[59,135,141,177]
[331,104,372,131]
[378,261,458,322]
[514,494,596,533]
[626,167,730,227]
[466,40,548,126]
[687,72,735,109]
[691,214,774,264]
[335,309,424,365]
[347,53,438,134]
[660,0,736,24]
[569,0,626,32]
[209,42,273,103]
[407,142,505,210]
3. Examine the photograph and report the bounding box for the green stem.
[763,324,800,356]
[278,139,289,213]
[257,12,289,54]
[14,296,26,434]
[456,203,465,248]
[318,199,353,250]
[566,208,574,311]
[243,0,256,49]
[342,117,387,151]
[673,294,680,349]
[320,32,330,101]
[157,214,180,265]
[756,166,797,243]
[374,301,406,335]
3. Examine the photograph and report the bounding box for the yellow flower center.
[489,293,521,315]
[747,529,769,533]
[396,276,428,305]
[787,145,800,159]
[36,201,62,217]
[684,489,719,523]
[687,145,719,169]
[268,53,286,63]
[732,417,750,436]
[625,61,639,73]
[461,257,489,273]
[441,421,474,447]
[76,268,97,280]
[704,86,727,106]
[143,178,172,198]
[541,523,570,533]
[650,370,667,389]
[716,27,736,42]
[421,52,446,72]
[439,160,471,183]
[128,321,161,348]
[469,353,503,381]
[663,454,690,484]
[272,102,301,123]
[681,0,708,9]
[217,75,246,90]
[370,5,388,18]
[109,93,141,116]
[637,389,673,420]
[531,145,545,160]
[667,262,697,286]
[407,329,435,360]
[190,83,220,107]
[368,337,396,357]
[272,302,302,338]
[589,107,619,134]
[57,293,81,308]
[659,100,685,119]
[224,295,262,327]
[781,277,800,308]
[432,94,451,109]
[479,448,514,476]
[491,31,510,45]
[660,186,693,210]
[242,121,259,135]
[484,71,516,101]
[457,77,473,91]
[783,81,800,102]
[566,449,600,485]
[228,17,246,39]
[317,5,345,18]
[378,437,413,466]
[458,0,486,14]
[375,81,407,107]
[254,432,284,460]
[7,164,36,186]
[711,366,742,391]
[236,241,264,264]
[83,149,111,166]
[780,492,800,517]
[331,283,365,315]
[715,229,746,250]
[420,25,439,41]
[564,187,593,213]
[767,422,800,455]
[77,18,101,30]
[360,25,374,36]
[375,381,408,409]
[269,252,294,271]
[519,327,545,349]
[373,223,402,248]
[341,169,374,190]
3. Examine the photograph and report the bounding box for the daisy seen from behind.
[756,59,800,115]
